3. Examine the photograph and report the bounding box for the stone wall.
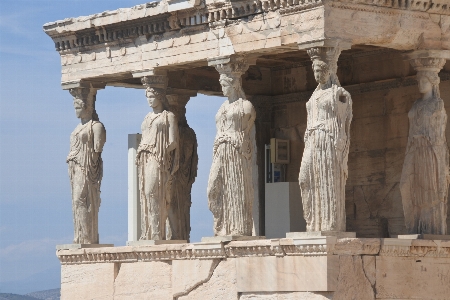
[252,50,450,238]
[57,238,450,299]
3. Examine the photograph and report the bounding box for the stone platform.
[56,237,450,299]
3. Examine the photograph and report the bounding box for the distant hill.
[0,289,60,300]
[26,289,60,300]
[0,294,39,300]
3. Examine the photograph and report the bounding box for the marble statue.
[67,87,106,244]
[299,47,353,232]
[400,57,450,235]
[207,57,256,236]
[137,79,179,240]
[166,94,198,242]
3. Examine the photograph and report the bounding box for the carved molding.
[332,0,450,16]
[56,238,450,264]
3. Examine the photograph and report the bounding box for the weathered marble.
[207,56,257,236]
[333,255,374,300]
[67,86,106,244]
[137,75,179,240]
[114,261,172,300]
[56,237,450,299]
[166,91,198,242]
[299,45,353,232]
[236,255,339,292]
[61,263,114,300]
[401,51,450,235]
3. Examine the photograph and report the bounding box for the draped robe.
[299,84,352,232]
[207,99,256,236]
[137,111,179,240]
[67,120,104,244]
[400,96,449,235]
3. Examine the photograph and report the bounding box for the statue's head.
[307,47,341,87]
[69,88,99,121]
[146,87,169,111]
[312,60,331,85]
[417,71,440,98]
[219,73,246,99]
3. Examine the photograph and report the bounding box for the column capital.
[207,55,251,78]
[404,50,450,73]
[141,75,168,90]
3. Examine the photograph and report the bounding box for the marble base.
[201,236,266,242]
[126,240,187,246]
[286,231,356,239]
[56,244,114,250]
[396,234,450,240]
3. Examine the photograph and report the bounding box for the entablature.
[44,0,450,87]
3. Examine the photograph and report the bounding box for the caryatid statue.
[67,86,106,244]
[166,91,198,242]
[299,46,353,232]
[400,51,450,235]
[136,75,179,240]
[207,56,256,236]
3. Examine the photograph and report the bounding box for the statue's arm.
[243,101,256,133]
[167,113,179,152]
[92,122,106,153]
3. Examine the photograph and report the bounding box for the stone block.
[362,255,376,286]
[61,263,115,300]
[334,255,375,300]
[347,150,385,186]
[236,256,339,292]
[352,91,386,119]
[114,261,172,300]
[172,259,220,297]
[350,116,385,152]
[178,259,238,300]
[376,256,450,299]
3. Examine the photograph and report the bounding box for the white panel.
[128,134,142,242]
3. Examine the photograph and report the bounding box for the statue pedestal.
[201,236,265,243]
[396,234,450,240]
[56,244,114,250]
[286,231,356,239]
[56,237,450,299]
[126,240,187,246]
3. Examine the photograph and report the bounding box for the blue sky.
[0,0,221,294]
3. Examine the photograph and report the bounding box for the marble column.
[400,50,450,235]
[298,46,353,232]
[66,83,106,244]
[137,73,180,240]
[207,56,257,236]
[165,89,198,242]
